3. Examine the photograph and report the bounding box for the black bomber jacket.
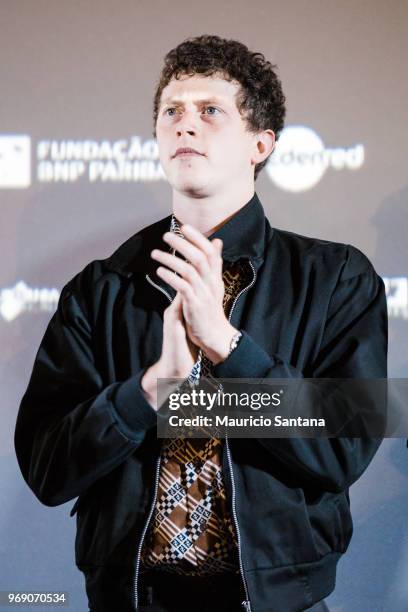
[14,193,388,612]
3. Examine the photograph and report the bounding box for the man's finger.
[214,238,223,252]
[162,232,209,269]
[157,266,196,300]
[180,224,216,258]
[151,249,202,286]
[162,233,213,277]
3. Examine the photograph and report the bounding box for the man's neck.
[171,185,255,237]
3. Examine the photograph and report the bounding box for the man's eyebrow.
[160,97,228,107]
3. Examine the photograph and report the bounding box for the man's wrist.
[141,363,161,411]
[202,323,240,365]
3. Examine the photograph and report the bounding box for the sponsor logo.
[266,125,364,192]
[383,277,408,320]
[36,137,165,183]
[0,282,59,322]
[0,135,31,188]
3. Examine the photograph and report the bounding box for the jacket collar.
[105,192,269,278]
[204,191,267,262]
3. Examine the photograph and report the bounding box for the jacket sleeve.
[213,246,388,493]
[14,268,159,507]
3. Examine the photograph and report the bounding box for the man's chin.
[172,176,211,198]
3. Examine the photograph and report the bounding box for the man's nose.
[176,109,198,136]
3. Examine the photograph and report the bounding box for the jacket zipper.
[224,258,256,612]
[133,273,173,610]
[133,453,162,609]
[135,264,257,610]
[145,273,174,304]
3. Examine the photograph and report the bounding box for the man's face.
[155,73,258,197]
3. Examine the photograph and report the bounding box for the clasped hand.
[151,224,237,364]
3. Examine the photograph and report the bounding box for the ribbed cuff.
[111,368,158,439]
[212,330,273,378]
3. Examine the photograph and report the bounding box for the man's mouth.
[173,147,204,158]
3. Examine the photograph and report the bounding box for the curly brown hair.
[153,34,286,179]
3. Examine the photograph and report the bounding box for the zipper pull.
[242,601,252,611]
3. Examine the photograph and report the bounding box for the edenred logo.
[266,126,364,193]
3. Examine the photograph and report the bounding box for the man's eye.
[203,106,220,115]
[164,108,177,116]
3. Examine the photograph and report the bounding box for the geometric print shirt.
[140,215,253,576]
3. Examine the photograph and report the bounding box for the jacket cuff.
[110,369,158,439]
[212,330,273,378]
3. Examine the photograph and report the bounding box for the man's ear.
[251,129,276,165]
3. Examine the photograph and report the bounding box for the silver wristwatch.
[228,331,242,356]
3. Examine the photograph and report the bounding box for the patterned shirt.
[140,215,252,576]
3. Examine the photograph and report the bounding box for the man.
[14,35,387,612]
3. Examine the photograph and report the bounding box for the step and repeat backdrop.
[1,2,407,611]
